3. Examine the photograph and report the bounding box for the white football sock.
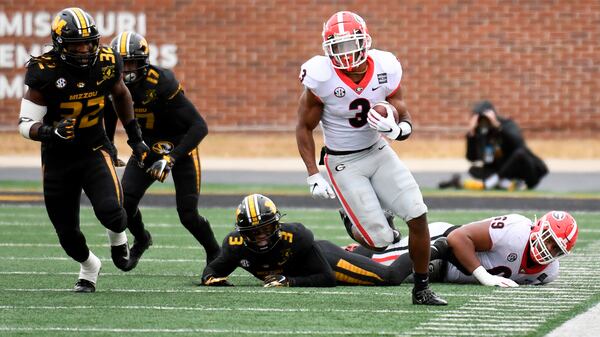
[484,174,499,189]
[498,178,513,190]
[107,230,128,246]
[79,251,101,283]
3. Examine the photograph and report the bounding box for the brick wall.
[2,0,599,138]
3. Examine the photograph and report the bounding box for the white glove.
[472,266,519,288]
[367,103,401,140]
[306,173,335,199]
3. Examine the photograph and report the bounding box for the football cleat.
[438,173,461,189]
[124,230,153,271]
[111,243,131,271]
[412,287,448,306]
[74,279,96,293]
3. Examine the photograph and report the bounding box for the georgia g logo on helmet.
[529,211,578,265]
[322,11,372,71]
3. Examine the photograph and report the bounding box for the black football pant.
[43,147,126,263]
[122,148,220,258]
[497,147,549,189]
[316,240,413,286]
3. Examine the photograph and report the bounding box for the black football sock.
[413,272,429,291]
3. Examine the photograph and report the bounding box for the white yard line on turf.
[0,326,397,335]
[404,241,600,337]
[545,303,600,337]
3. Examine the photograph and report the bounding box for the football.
[372,102,399,123]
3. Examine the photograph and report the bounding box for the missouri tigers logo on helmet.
[110,31,150,84]
[235,194,283,253]
[50,7,100,68]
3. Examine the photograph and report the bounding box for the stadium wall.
[1,1,599,138]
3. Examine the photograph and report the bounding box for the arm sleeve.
[466,133,481,161]
[499,119,525,151]
[287,243,336,287]
[166,92,208,162]
[201,237,238,280]
[103,95,118,143]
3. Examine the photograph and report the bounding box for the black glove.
[263,274,289,288]
[38,118,76,141]
[124,119,149,168]
[147,155,175,182]
[54,118,76,139]
[202,275,233,286]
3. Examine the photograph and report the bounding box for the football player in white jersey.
[295,11,446,305]
[349,211,578,286]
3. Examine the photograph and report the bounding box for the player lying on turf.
[201,194,447,305]
[347,211,578,286]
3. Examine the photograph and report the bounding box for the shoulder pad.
[98,45,119,66]
[300,56,333,89]
[24,54,58,90]
[508,214,533,227]
[369,49,402,76]
[224,232,244,247]
[150,66,182,99]
[283,222,314,249]
[145,65,162,86]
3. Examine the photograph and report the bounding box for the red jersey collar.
[333,56,375,95]
[519,244,548,274]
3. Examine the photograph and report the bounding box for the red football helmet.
[322,11,372,70]
[529,211,578,265]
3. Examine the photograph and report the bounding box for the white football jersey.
[300,49,402,151]
[445,214,559,285]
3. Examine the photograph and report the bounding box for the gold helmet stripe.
[246,194,260,225]
[119,32,130,56]
[69,8,89,37]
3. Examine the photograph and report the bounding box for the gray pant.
[324,138,427,248]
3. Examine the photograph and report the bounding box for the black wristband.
[37,124,55,141]
[124,119,143,144]
[395,120,413,141]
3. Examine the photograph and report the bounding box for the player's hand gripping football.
[147,155,174,182]
[367,102,401,140]
[53,118,76,140]
[306,173,335,199]
[263,274,289,287]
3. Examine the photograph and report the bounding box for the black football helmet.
[110,31,150,84]
[235,194,282,253]
[50,7,100,68]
